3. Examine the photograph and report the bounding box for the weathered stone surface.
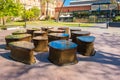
[33,31,47,37]
[9,41,36,64]
[77,36,96,56]
[33,36,48,52]
[48,33,69,42]
[48,40,78,66]
[5,34,31,49]
[72,31,90,43]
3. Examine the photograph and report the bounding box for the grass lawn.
[27,21,94,27]
[0,20,95,29]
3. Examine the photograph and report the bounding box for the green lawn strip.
[0,21,94,29]
[27,21,64,27]
[27,21,94,27]
[0,21,25,29]
[6,21,25,26]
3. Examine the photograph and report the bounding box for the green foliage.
[89,16,97,23]
[115,16,120,20]
[73,17,76,22]
[26,21,94,27]
[0,0,23,17]
[31,6,40,20]
[22,7,40,21]
[45,15,51,20]
[0,0,23,25]
[0,21,94,29]
[25,10,34,21]
[113,16,120,22]
[12,3,24,17]
[73,11,90,18]
[0,21,25,29]
[6,34,27,39]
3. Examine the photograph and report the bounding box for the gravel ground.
[0,25,120,80]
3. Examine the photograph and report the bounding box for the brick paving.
[0,26,120,80]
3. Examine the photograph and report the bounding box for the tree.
[23,10,34,21]
[31,6,40,20]
[22,7,40,21]
[0,0,23,25]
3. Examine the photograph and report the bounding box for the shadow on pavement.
[0,52,13,61]
[35,52,50,63]
[0,44,6,49]
[77,50,120,66]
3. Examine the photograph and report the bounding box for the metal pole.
[110,9,112,22]
[22,0,27,28]
[56,0,66,22]
[118,4,119,15]
[106,3,110,29]
[98,4,100,22]
[118,1,120,15]
[24,4,26,28]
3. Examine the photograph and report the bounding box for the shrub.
[22,7,40,21]
[113,16,120,22]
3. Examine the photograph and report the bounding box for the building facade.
[55,0,120,22]
[40,0,63,18]
[15,0,63,18]
[15,0,40,10]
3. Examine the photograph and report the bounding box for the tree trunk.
[40,0,44,16]
[46,1,49,20]
[0,18,2,24]
[2,17,6,26]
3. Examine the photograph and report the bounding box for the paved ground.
[0,24,120,80]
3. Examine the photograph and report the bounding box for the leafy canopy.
[0,0,23,17]
[22,7,40,21]
[31,6,40,18]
